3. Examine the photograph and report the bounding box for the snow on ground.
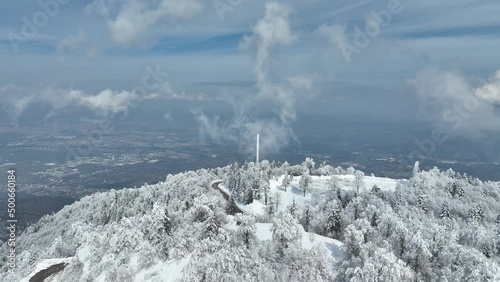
[19,257,72,282]
[332,175,400,192]
[133,256,191,282]
[226,174,400,216]
[227,220,343,260]
[255,223,343,258]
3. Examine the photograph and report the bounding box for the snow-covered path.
[20,258,71,282]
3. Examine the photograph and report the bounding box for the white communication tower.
[256,134,260,163]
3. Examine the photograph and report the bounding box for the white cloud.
[317,24,347,49]
[240,1,314,123]
[194,1,315,156]
[57,30,89,61]
[85,0,115,16]
[194,109,296,156]
[104,0,202,47]
[58,30,87,51]
[410,68,500,135]
[79,89,139,114]
[163,111,173,122]
[474,70,500,105]
[0,85,141,121]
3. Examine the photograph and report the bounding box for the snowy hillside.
[2,159,500,281]
[226,174,400,216]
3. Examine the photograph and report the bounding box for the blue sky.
[1,0,499,142]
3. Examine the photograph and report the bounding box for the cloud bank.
[411,68,500,135]
[474,70,500,106]
[240,1,315,123]
[0,85,140,122]
[87,0,202,47]
[194,1,315,156]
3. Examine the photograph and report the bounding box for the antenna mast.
[256,133,260,163]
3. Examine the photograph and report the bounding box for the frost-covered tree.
[353,170,365,194]
[282,172,291,191]
[417,194,429,212]
[345,197,365,222]
[440,201,451,219]
[302,157,316,175]
[299,171,311,197]
[371,184,381,194]
[4,161,500,282]
[403,232,432,277]
[236,214,257,250]
[328,175,340,191]
[288,198,298,219]
[301,205,312,232]
[272,213,301,258]
[274,192,281,213]
[261,176,270,205]
[265,193,276,217]
[468,204,484,223]
[226,195,240,215]
[346,166,356,175]
[325,200,343,239]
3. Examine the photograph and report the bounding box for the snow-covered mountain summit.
[2,159,500,281]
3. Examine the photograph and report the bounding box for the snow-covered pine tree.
[271,213,301,258]
[440,201,451,219]
[288,198,298,218]
[301,205,312,232]
[325,200,342,239]
[282,171,291,191]
[353,170,365,194]
[468,204,484,223]
[299,171,311,197]
[302,157,316,175]
[417,194,429,212]
[226,195,240,215]
[236,214,257,250]
[261,176,270,205]
[265,193,276,216]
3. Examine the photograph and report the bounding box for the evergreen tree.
[288,198,298,218]
[302,205,312,232]
[244,185,254,205]
[326,200,342,239]
[299,171,311,197]
[272,213,301,257]
[370,211,379,227]
[282,172,291,191]
[468,204,484,222]
[261,177,270,205]
[440,202,451,219]
[236,214,257,250]
[265,193,276,216]
[417,194,429,212]
[164,209,172,236]
[226,195,240,215]
[353,170,365,194]
[302,157,316,174]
